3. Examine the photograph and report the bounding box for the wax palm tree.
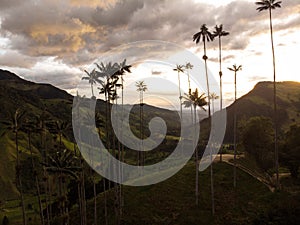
[213,25,229,111]
[255,0,282,188]
[116,59,131,218]
[96,62,123,225]
[1,108,27,225]
[185,62,193,93]
[183,89,207,206]
[42,149,81,225]
[136,81,147,166]
[228,64,242,188]
[193,24,214,117]
[23,117,44,225]
[173,65,185,121]
[82,69,98,98]
[209,92,219,114]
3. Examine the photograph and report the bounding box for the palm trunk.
[203,40,211,118]
[233,71,237,188]
[120,77,125,213]
[91,83,94,97]
[16,130,27,225]
[269,8,279,189]
[141,91,144,166]
[194,106,199,205]
[93,175,97,225]
[178,71,182,121]
[210,152,215,215]
[103,93,109,225]
[219,36,223,162]
[28,131,45,225]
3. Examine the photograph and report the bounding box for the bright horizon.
[0,0,299,110]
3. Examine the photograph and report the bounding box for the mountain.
[0,69,180,200]
[223,81,300,143]
[1,69,300,200]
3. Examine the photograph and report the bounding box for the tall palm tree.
[213,25,229,113]
[185,63,194,122]
[228,64,242,188]
[173,65,185,121]
[1,108,27,225]
[96,62,122,225]
[24,117,45,225]
[183,89,207,206]
[185,62,193,93]
[116,59,132,217]
[209,92,219,114]
[136,81,147,167]
[193,24,214,117]
[82,69,98,98]
[213,24,229,163]
[42,149,81,225]
[255,0,282,189]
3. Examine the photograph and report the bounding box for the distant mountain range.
[0,69,300,199]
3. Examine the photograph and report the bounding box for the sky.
[0,0,299,110]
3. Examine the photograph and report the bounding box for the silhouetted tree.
[193,24,214,117]
[228,64,242,188]
[173,64,185,121]
[209,92,219,114]
[136,81,148,167]
[255,0,282,189]
[280,125,300,179]
[183,89,207,206]
[82,69,98,98]
[1,108,27,225]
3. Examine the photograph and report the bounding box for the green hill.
[224,81,300,143]
[1,70,300,224]
[0,69,180,200]
[67,162,300,225]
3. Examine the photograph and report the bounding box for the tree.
[213,25,229,113]
[42,149,81,225]
[280,125,300,179]
[209,92,219,114]
[228,64,242,188]
[116,59,132,218]
[1,109,27,225]
[173,65,185,121]
[255,0,282,189]
[23,117,44,225]
[241,117,274,171]
[182,88,207,206]
[193,24,214,117]
[136,81,148,167]
[2,216,9,225]
[95,61,124,225]
[185,62,193,93]
[82,69,98,98]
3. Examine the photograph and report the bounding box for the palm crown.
[228,64,242,72]
[256,0,282,11]
[193,24,214,44]
[213,24,229,38]
[182,88,207,111]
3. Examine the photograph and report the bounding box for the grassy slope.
[68,162,296,225]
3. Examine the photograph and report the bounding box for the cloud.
[0,50,39,68]
[0,0,299,80]
[0,0,23,10]
[248,75,269,82]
